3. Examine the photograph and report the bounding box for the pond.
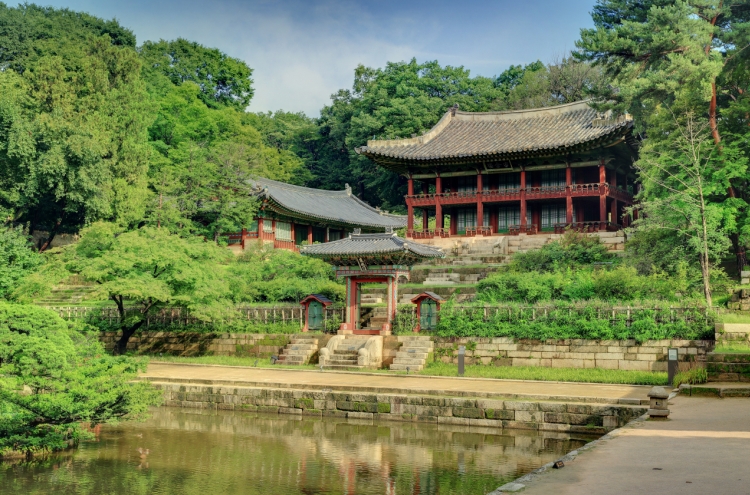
[1,408,597,495]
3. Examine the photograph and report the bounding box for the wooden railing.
[46,304,346,330]
[408,228,449,239]
[508,223,538,235]
[553,222,621,233]
[406,183,634,206]
[465,226,493,237]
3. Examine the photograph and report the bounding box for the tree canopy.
[0,302,160,456]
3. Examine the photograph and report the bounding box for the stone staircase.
[36,284,97,305]
[707,353,750,382]
[389,336,434,372]
[276,337,319,365]
[320,336,382,370]
[422,272,461,286]
[360,307,389,329]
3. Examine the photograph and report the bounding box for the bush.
[510,230,615,272]
[228,245,343,303]
[673,367,708,387]
[433,301,714,342]
[0,303,161,457]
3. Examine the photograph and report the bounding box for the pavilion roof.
[300,233,444,265]
[251,178,406,229]
[356,100,636,172]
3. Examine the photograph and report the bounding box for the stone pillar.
[566,165,573,224]
[476,173,484,231]
[435,176,443,231]
[520,169,527,231]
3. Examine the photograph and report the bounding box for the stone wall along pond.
[152,382,647,435]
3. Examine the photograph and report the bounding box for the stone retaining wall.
[101,332,712,371]
[432,338,713,372]
[152,382,646,434]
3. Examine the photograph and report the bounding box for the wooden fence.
[45,305,346,330]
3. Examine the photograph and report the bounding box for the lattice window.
[540,170,566,188]
[498,206,521,231]
[275,221,291,241]
[262,219,273,233]
[456,208,477,232]
[456,176,476,193]
[497,173,520,191]
[541,204,567,229]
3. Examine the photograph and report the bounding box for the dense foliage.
[228,246,343,304]
[577,0,750,301]
[0,303,160,456]
[434,302,714,342]
[0,226,41,299]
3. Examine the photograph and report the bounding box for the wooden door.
[308,301,323,330]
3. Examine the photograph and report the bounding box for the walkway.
[143,362,649,404]
[511,394,750,495]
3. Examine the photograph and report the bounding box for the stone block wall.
[100,331,331,357]
[100,332,712,372]
[432,338,712,372]
[153,382,647,434]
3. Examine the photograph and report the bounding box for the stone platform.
[142,363,650,434]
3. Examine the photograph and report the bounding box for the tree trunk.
[39,217,63,252]
[114,320,145,355]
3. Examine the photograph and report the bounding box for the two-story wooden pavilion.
[226,178,407,251]
[356,101,639,238]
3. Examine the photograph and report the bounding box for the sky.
[37,0,597,116]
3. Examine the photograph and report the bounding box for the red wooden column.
[422,182,429,230]
[520,169,527,231]
[290,223,295,244]
[610,171,618,226]
[599,162,607,226]
[476,173,484,230]
[406,176,414,234]
[307,225,313,244]
[435,176,443,231]
[565,165,573,224]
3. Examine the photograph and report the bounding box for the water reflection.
[0,408,598,495]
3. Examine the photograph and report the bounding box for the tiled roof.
[252,178,406,229]
[356,101,634,169]
[300,233,444,259]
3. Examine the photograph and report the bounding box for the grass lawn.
[719,312,750,324]
[418,362,668,385]
[148,355,318,370]
[149,355,668,384]
[713,342,750,354]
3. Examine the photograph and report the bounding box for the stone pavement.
[504,395,750,495]
[143,362,650,404]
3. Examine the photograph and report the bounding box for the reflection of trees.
[0,409,590,495]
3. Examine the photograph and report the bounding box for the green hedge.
[433,303,714,342]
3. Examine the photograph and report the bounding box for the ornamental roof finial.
[345,183,352,196]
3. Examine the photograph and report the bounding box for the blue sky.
[37,0,597,115]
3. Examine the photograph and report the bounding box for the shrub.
[0,303,161,457]
[673,367,708,387]
[510,230,616,272]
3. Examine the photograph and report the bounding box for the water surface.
[1,408,597,495]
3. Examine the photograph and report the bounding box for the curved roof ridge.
[254,177,349,197]
[454,99,594,119]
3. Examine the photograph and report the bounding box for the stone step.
[392,357,427,366]
[282,349,314,357]
[290,339,318,345]
[322,364,366,371]
[396,350,429,359]
[278,355,306,363]
[389,363,424,371]
[286,343,317,350]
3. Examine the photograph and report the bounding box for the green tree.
[0,20,153,247]
[632,112,745,305]
[139,38,254,110]
[60,223,234,354]
[0,302,160,457]
[577,0,750,266]
[0,225,41,299]
[317,59,504,208]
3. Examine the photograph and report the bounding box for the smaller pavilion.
[301,232,444,335]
